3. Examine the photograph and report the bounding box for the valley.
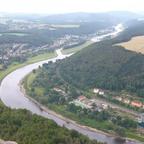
[0,12,144,144]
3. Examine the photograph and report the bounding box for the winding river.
[0,24,141,144]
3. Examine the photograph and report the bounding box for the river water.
[0,24,142,144]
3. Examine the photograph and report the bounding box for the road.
[93,97,140,117]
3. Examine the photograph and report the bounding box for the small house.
[99,91,104,95]
[93,88,100,94]
[115,97,122,102]
[123,98,130,104]
[78,95,86,102]
[131,101,142,108]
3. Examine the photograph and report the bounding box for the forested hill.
[0,101,101,144]
[57,21,144,97]
[39,11,141,24]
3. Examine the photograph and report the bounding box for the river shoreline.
[20,79,114,138]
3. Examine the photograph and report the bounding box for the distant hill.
[40,11,142,24]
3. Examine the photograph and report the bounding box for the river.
[0,24,141,144]
[91,23,124,42]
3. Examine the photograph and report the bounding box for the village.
[0,33,87,71]
[53,84,144,127]
[70,95,108,111]
[69,88,144,111]
[60,87,144,129]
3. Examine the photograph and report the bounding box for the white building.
[123,99,130,104]
[115,97,122,102]
[99,91,104,95]
[93,88,104,95]
[93,88,100,94]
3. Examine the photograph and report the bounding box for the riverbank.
[0,51,57,82]
[22,71,143,144]
[20,80,114,137]
[0,39,91,83]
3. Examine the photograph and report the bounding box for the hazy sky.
[0,0,144,14]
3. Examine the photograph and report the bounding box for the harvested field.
[117,36,144,54]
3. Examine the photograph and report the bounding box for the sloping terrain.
[0,102,100,144]
[57,22,144,97]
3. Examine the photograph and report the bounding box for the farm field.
[51,24,80,28]
[0,32,28,36]
[117,36,144,54]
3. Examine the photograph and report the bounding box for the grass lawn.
[24,72,37,90]
[0,51,57,81]
[126,131,144,142]
[0,32,29,36]
[62,41,94,54]
[24,72,45,97]
[51,24,80,28]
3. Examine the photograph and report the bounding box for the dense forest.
[56,21,144,97]
[0,101,102,144]
[58,41,144,97]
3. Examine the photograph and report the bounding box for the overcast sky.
[0,0,144,14]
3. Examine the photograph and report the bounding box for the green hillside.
[57,22,144,97]
[58,40,144,97]
[0,101,101,144]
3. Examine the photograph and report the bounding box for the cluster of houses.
[93,88,105,95]
[49,34,86,50]
[70,95,108,112]
[93,88,144,109]
[0,43,34,61]
[114,96,144,109]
